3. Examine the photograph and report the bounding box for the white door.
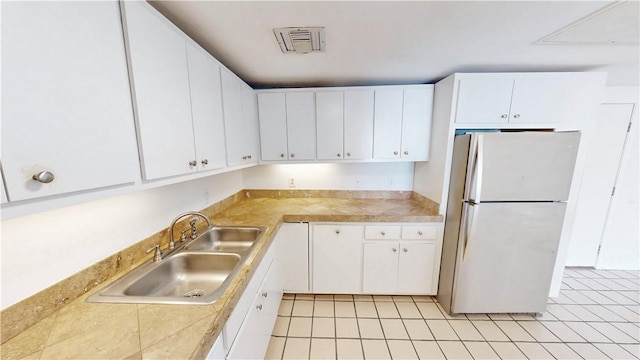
[258,93,289,161]
[277,223,310,292]
[455,77,513,124]
[2,1,139,200]
[286,93,316,160]
[400,86,433,160]
[313,224,363,293]
[397,242,435,294]
[122,1,196,180]
[509,76,571,124]
[597,106,639,270]
[221,70,246,166]
[186,43,227,171]
[344,90,374,160]
[373,89,403,159]
[567,104,634,266]
[363,242,399,294]
[316,91,345,160]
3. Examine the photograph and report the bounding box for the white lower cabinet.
[397,242,436,294]
[277,223,310,293]
[205,334,225,360]
[312,224,364,294]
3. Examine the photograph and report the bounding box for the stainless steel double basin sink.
[87,226,266,305]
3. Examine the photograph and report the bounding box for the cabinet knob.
[403,248,408,252]
[280,153,285,158]
[256,304,263,310]
[290,153,295,158]
[418,231,423,236]
[393,151,399,155]
[381,231,386,236]
[32,171,55,184]
[189,160,197,167]
[201,159,208,166]
[404,151,409,155]
[335,229,340,234]
[501,114,508,119]
[242,156,248,160]
[393,248,397,252]
[247,155,252,159]
[337,153,341,157]
[513,114,521,118]
[346,152,351,157]
[262,291,268,298]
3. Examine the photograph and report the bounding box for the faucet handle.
[180,228,190,242]
[145,245,163,262]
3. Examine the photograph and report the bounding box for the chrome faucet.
[168,211,212,249]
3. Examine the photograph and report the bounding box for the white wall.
[243,163,415,190]
[1,170,243,309]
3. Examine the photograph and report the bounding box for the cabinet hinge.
[611,187,616,196]
[628,122,633,132]
[597,244,602,255]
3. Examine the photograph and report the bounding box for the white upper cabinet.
[455,74,572,125]
[344,90,375,160]
[285,93,317,160]
[316,91,345,160]
[186,43,227,172]
[374,86,433,161]
[2,1,139,201]
[222,70,259,167]
[258,93,289,160]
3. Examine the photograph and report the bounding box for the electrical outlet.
[288,177,296,188]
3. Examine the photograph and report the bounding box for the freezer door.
[452,202,567,314]
[466,132,580,202]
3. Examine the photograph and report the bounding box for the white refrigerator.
[438,131,581,314]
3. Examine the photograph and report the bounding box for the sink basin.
[87,226,267,305]
[184,226,265,253]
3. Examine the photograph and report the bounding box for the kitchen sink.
[87,226,267,305]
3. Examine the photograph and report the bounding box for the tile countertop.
[1,195,442,360]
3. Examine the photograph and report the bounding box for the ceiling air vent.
[273,27,326,54]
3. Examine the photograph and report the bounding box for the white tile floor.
[266,268,640,359]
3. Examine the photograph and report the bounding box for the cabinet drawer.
[401,225,438,240]
[365,225,401,239]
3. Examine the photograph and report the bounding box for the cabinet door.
[313,224,363,293]
[258,93,289,161]
[242,84,260,163]
[316,91,345,160]
[221,70,247,166]
[373,89,404,159]
[122,1,196,180]
[363,242,399,294]
[509,76,571,124]
[401,87,433,160]
[277,223,310,292]
[455,78,513,124]
[285,93,316,160]
[397,242,436,294]
[186,43,227,171]
[2,1,139,200]
[344,90,375,160]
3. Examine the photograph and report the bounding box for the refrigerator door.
[452,202,567,314]
[466,131,580,202]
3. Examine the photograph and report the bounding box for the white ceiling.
[150,0,640,88]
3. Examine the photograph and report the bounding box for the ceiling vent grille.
[273,27,326,54]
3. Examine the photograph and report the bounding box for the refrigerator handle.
[466,134,484,203]
[473,136,484,203]
[462,204,479,262]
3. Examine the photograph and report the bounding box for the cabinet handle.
[256,304,263,310]
[201,159,208,166]
[335,229,340,234]
[381,231,386,236]
[337,153,341,157]
[501,114,508,119]
[393,151,399,155]
[403,248,408,252]
[404,151,409,155]
[290,153,295,158]
[280,153,285,158]
[242,156,248,160]
[262,291,268,298]
[247,155,252,159]
[32,171,55,184]
[346,152,351,157]
[188,160,197,167]
[418,231,423,235]
[513,114,521,119]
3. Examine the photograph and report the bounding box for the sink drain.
[184,289,205,298]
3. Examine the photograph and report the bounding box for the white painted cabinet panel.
[455,78,513,124]
[316,92,345,160]
[286,93,317,160]
[312,224,363,293]
[2,1,139,200]
[258,93,289,161]
[186,43,227,171]
[122,1,196,180]
[397,242,436,294]
[363,242,399,294]
[373,89,404,159]
[277,223,310,292]
[222,70,258,167]
[344,90,375,160]
[509,76,571,124]
[401,87,434,160]
[242,84,261,163]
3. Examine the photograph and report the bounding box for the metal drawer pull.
[335,230,340,234]
[403,248,408,252]
[32,171,55,183]
[381,231,386,236]
[262,292,268,298]
[393,248,397,252]
[418,231,423,235]
[256,304,263,310]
